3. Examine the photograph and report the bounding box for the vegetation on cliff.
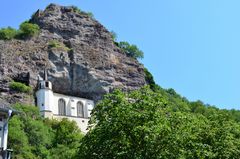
[118,41,144,59]
[9,104,83,159]
[48,40,71,52]
[0,21,39,40]
[9,81,32,93]
[0,27,18,40]
[71,5,94,18]
[111,31,144,60]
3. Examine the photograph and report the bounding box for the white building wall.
[51,93,94,117]
[36,88,94,133]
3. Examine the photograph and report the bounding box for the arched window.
[58,99,66,115]
[77,101,84,118]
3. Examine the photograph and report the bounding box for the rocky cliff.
[0,4,146,104]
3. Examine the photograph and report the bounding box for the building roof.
[0,101,18,116]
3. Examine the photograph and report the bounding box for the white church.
[35,70,94,133]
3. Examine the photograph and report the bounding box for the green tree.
[143,68,161,91]
[8,116,35,159]
[9,104,53,159]
[118,41,144,59]
[45,118,83,159]
[8,104,83,159]
[18,21,40,38]
[0,27,18,40]
[77,87,240,159]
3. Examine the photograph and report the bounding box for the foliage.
[18,21,40,39]
[72,5,81,14]
[46,118,83,159]
[118,41,144,59]
[7,77,240,158]
[48,40,71,51]
[9,104,51,159]
[9,81,32,93]
[0,21,40,40]
[48,40,62,48]
[0,27,18,40]
[144,68,161,91]
[71,5,94,18]
[8,116,35,159]
[86,12,94,18]
[77,87,240,159]
[110,31,117,41]
[8,104,83,159]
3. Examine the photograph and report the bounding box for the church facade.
[35,71,94,133]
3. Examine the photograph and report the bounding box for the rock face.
[0,4,146,104]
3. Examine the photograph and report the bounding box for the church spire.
[44,68,48,81]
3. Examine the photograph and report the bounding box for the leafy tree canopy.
[18,21,40,39]
[9,104,83,159]
[0,27,18,40]
[0,21,40,40]
[118,41,144,59]
[77,87,240,159]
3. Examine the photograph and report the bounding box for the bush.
[48,40,62,48]
[9,81,32,93]
[86,12,94,18]
[110,31,117,41]
[118,41,144,59]
[72,5,81,14]
[71,5,94,18]
[144,68,160,91]
[0,27,18,40]
[18,21,40,38]
[48,40,71,51]
[0,22,40,40]
[9,104,83,158]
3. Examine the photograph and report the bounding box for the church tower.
[35,69,54,118]
[35,68,95,133]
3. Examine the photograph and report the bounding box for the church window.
[58,98,66,115]
[77,101,84,118]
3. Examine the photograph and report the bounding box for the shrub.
[0,27,18,40]
[86,12,94,18]
[48,40,62,48]
[144,68,161,91]
[0,22,40,40]
[18,21,40,38]
[9,81,32,93]
[48,40,71,51]
[72,5,81,14]
[71,5,94,18]
[110,31,117,41]
[118,41,144,59]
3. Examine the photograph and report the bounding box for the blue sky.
[1,0,240,109]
